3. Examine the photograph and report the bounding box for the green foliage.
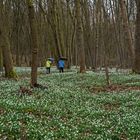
[0,70,140,139]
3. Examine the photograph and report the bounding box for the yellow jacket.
[46,60,51,68]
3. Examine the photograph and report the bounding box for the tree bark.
[75,0,86,73]
[0,1,17,78]
[0,33,16,78]
[26,0,39,86]
[119,0,134,66]
[0,47,3,71]
[133,0,140,73]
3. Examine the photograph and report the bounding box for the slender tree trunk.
[26,0,39,86]
[119,0,134,65]
[133,0,140,73]
[0,47,3,71]
[75,0,86,73]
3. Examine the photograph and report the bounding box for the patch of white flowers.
[0,70,140,139]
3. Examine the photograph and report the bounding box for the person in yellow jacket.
[46,59,52,74]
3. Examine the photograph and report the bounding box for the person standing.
[46,59,52,74]
[58,59,65,73]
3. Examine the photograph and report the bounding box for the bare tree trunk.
[133,0,140,73]
[0,1,17,78]
[119,0,134,65]
[0,34,16,78]
[0,47,3,72]
[26,0,38,87]
[75,0,86,73]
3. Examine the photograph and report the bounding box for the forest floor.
[0,68,140,139]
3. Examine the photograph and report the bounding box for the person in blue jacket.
[58,59,65,73]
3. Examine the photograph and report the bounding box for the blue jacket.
[58,60,65,68]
